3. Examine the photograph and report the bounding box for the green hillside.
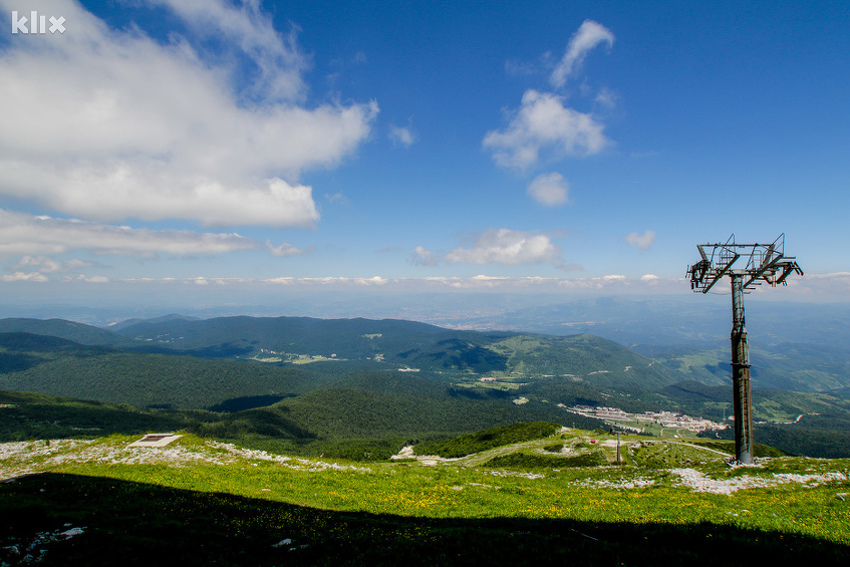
[2,317,849,459]
[0,390,185,441]
[0,318,130,347]
[0,315,682,387]
[270,387,599,440]
[637,342,850,392]
[111,315,680,385]
[0,382,607,462]
[0,333,326,409]
[2,429,848,566]
[2,313,849,564]
[114,315,448,359]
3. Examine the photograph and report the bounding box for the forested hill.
[113,315,680,386]
[0,318,131,347]
[3,319,850,458]
[114,315,448,358]
[0,315,680,388]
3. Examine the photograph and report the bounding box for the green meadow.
[3,429,849,566]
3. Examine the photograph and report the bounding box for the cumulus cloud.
[263,276,389,286]
[83,272,850,300]
[557,275,636,290]
[325,192,350,206]
[10,256,95,274]
[74,274,110,283]
[626,230,657,251]
[1,272,49,282]
[485,20,614,173]
[594,86,619,109]
[0,210,259,259]
[249,274,687,294]
[527,172,570,206]
[550,19,615,89]
[148,0,310,104]
[446,228,562,265]
[0,0,377,227]
[412,246,439,266]
[389,124,415,147]
[482,90,609,169]
[266,240,309,257]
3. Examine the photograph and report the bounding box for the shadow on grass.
[1,473,847,566]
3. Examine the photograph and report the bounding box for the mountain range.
[2,312,850,458]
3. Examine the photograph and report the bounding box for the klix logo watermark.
[10,10,66,34]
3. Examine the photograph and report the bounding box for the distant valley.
[2,312,850,459]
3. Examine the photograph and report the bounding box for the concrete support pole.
[730,274,754,464]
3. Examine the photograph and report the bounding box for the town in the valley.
[561,404,727,435]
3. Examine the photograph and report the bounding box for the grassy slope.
[0,383,607,459]
[1,431,849,566]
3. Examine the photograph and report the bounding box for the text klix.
[11,11,66,34]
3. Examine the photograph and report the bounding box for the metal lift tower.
[687,234,802,464]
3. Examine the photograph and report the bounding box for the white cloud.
[45,272,846,300]
[483,90,609,169]
[389,124,415,147]
[10,256,95,274]
[354,276,389,286]
[0,209,259,259]
[262,276,389,286]
[74,274,110,283]
[252,274,686,293]
[266,240,309,257]
[325,192,350,206]
[557,275,632,290]
[765,271,850,300]
[505,58,540,77]
[0,0,377,227]
[626,230,657,251]
[412,246,439,266]
[446,228,562,265]
[527,172,570,206]
[1,271,48,282]
[594,86,619,110]
[550,20,615,89]
[485,20,615,173]
[148,0,310,104]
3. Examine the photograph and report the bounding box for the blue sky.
[1,0,848,308]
